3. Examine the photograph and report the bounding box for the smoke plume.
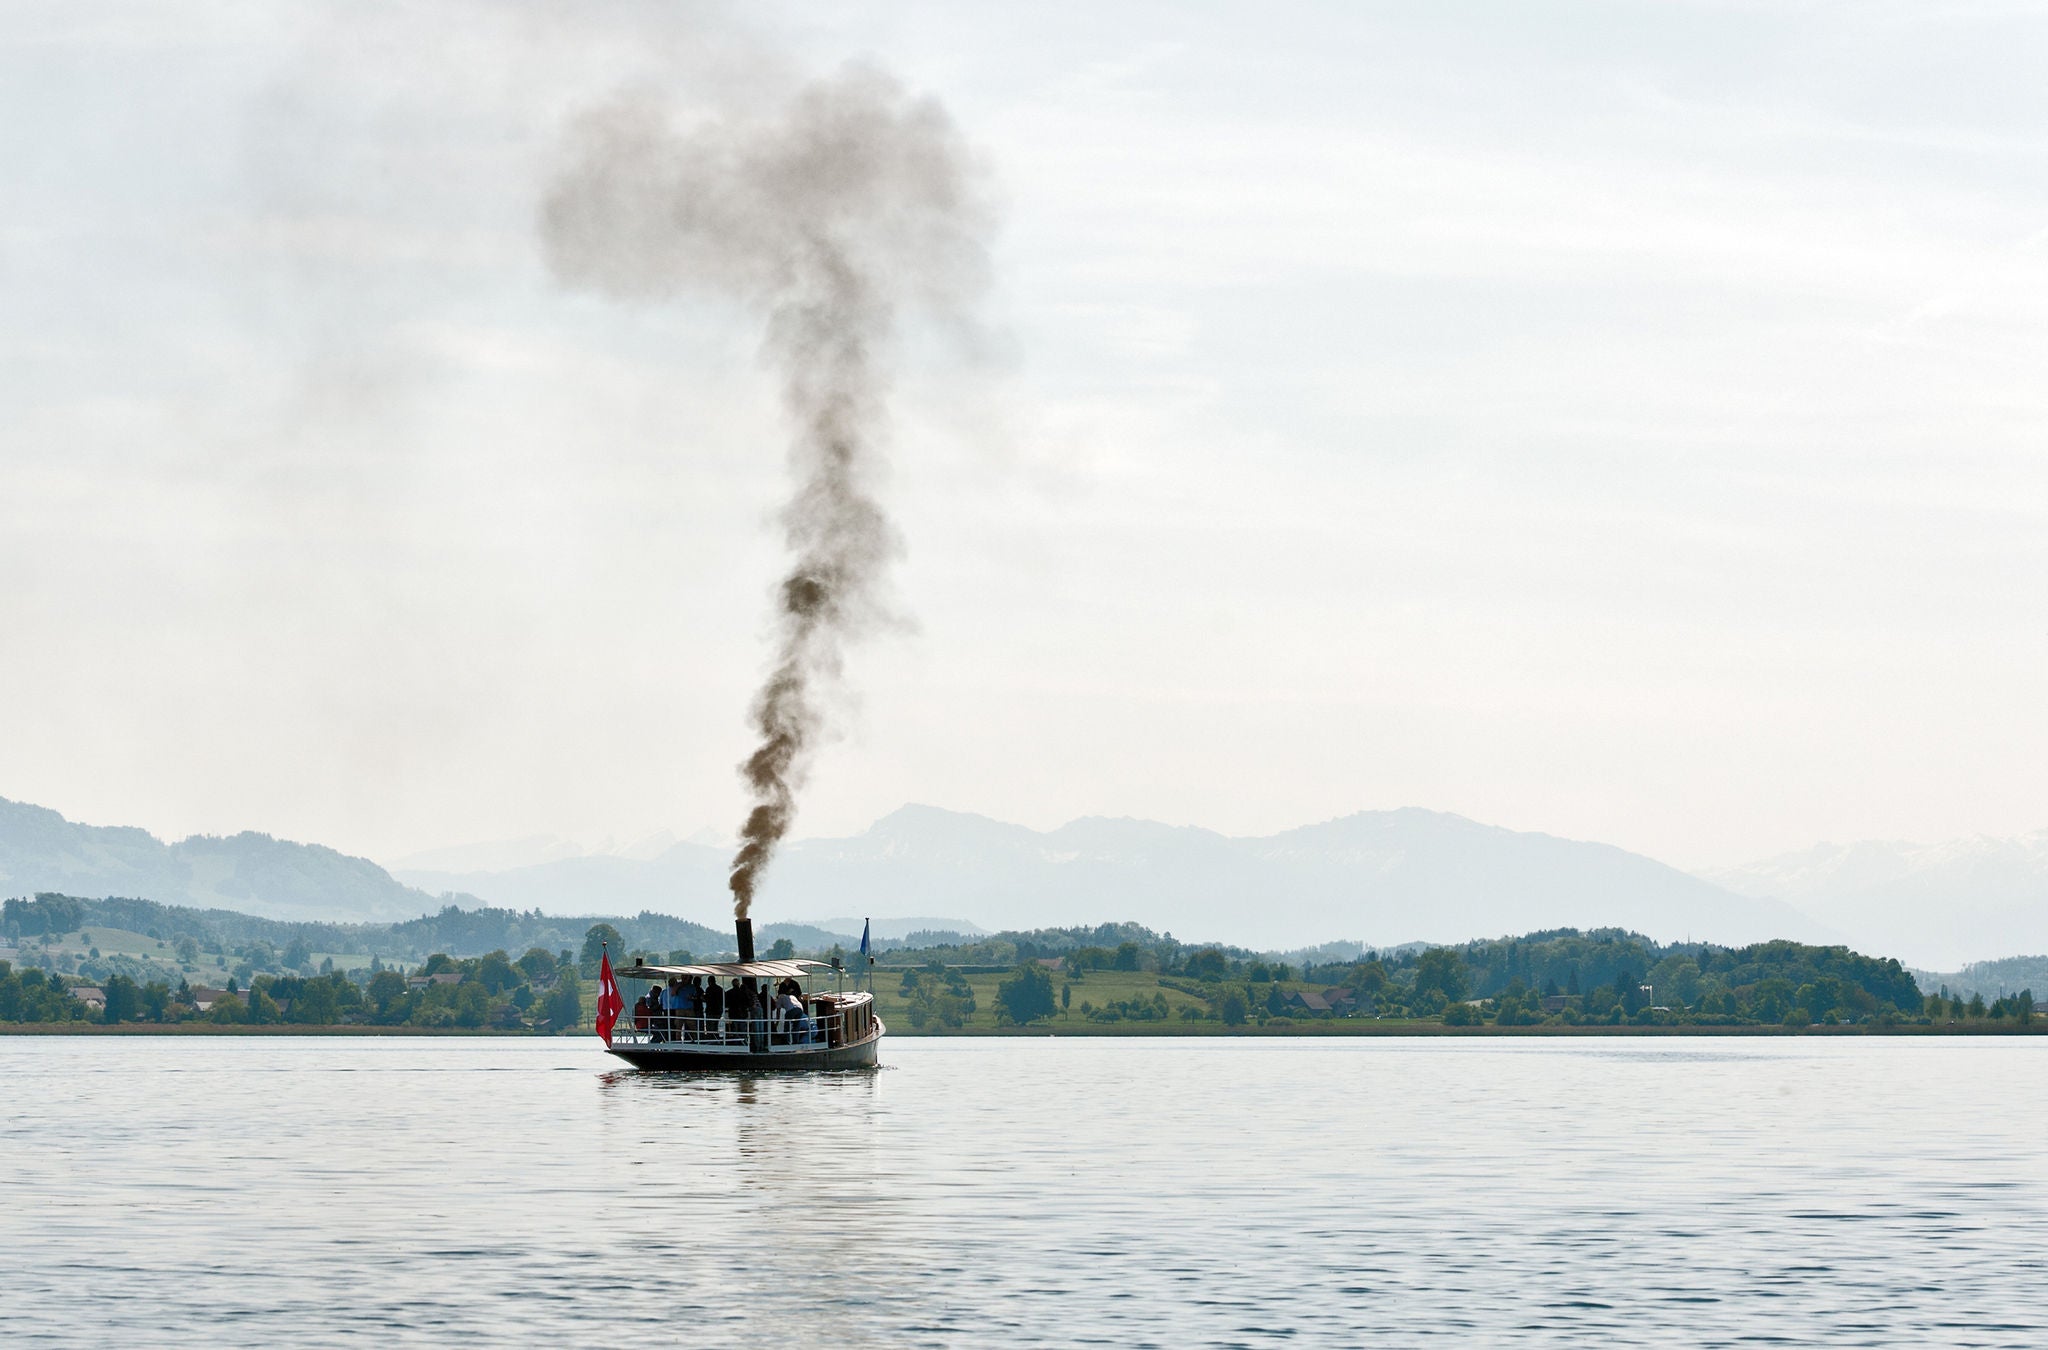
[540,63,991,918]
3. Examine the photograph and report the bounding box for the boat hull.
[604,1025,884,1072]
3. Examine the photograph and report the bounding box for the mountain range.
[0,796,436,923]
[397,803,1821,951]
[11,792,2045,965]
[1704,834,2048,970]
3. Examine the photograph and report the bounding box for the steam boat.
[602,917,883,1070]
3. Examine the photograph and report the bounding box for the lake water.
[2,1036,2043,1346]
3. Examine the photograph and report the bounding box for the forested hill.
[0,892,884,993]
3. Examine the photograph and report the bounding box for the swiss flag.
[595,948,624,1043]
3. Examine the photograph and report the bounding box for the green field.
[7,924,374,988]
[863,966,1200,1031]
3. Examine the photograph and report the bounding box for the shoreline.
[0,1023,557,1037]
[4,1021,2042,1039]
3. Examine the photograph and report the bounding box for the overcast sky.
[5,0,2047,872]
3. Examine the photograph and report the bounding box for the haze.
[6,1,2046,877]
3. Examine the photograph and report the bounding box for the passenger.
[665,978,683,1040]
[631,991,650,1034]
[675,976,698,1041]
[768,977,798,1044]
[735,978,762,1043]
[775,983,815,1043]
[702,977,726,1038]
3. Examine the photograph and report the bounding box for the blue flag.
[860,918,871,959]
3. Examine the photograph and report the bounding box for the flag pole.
[594,942,625,1046]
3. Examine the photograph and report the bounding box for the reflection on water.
[599,1070,885,1219]
[2,1036,2045,1346]
[587,1066,891,1339]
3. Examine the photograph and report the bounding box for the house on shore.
[1283,986,1362,1018]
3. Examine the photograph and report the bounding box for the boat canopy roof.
[617,959,832,982]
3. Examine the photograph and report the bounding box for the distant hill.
[1705,832,2048,969]
[398,847,725,918]
[387,828,692,873]
[400,803,1826,950]
[0,796,444,923]
[0,891,865,976]
[1912,954,2048,1004]
[815,917,991,942]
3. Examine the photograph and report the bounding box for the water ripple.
[1,1035,2043,1345]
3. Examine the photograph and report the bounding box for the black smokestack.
[735,916,756,964]
[539,62,992,921]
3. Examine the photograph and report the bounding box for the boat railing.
[608,1006,858,1053]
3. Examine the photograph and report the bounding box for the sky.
[4,0,2047,874]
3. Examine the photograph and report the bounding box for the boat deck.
[603,1026,883,1071]
[604,977,883,1071]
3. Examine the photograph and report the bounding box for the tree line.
[885,926,2014,1030]
[0,962,92,1023]
[0,948,587,1031]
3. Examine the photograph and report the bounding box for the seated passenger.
[631,991,650,1033]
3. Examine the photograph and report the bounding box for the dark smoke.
[539,63,991,918]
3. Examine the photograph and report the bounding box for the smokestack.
[539,62,992,925]
[735,916,756,964]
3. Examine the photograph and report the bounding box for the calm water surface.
[2,1036,2043,1346]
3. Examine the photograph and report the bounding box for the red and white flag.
[595,948,624,1043]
